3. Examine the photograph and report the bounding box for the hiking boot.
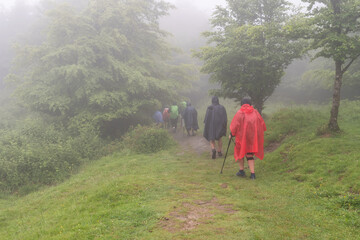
[236,170,246,177]
[212,149,216,159]
[250,173,256,180]
[218,151,223,157]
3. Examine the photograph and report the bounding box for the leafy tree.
[301,0,360,131]
[194,0,304,113]
[8,0,187,136]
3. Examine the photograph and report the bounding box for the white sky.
[167,0,226,15]
[1,0,304,13]
[0,0,225,11]
[0,0,40,11]
[168,0,305,15]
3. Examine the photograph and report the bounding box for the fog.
[1,0,359,195]
[0,0,40,11]
[1,0,358,106]
[1,0,304,13]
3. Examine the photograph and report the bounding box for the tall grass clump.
[264,106,328,144]
[122,125,175,154]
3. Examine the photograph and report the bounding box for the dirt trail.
[163,129,238,233]
[160,197,236,232]
[171,128,210,155]
[171,126,281,156]
[163,127,284,233]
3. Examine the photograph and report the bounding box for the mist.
[0,0,360,231]
[1,0,358,107]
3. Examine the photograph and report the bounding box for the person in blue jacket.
[152,110,164,127]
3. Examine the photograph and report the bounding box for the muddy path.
[170,128,210,156]
[170,126,281,157]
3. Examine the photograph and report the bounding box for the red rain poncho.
[230,104,266,160]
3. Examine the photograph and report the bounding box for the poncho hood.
[240,104,254,114]
[212,96,219,105]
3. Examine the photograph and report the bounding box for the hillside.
[0,101,359,239]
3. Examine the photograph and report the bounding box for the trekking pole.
[220,135,233,174]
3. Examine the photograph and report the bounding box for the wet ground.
[170,127,210,156]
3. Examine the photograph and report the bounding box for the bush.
[122,125,175,154]
[0,119,105,193]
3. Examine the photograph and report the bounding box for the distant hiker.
[169,103,179,132]
[179,101,187,134]
[162,107,170,128]
[229,98,266,180]
[179,101,187,115]
[152,110,164,127]
[203,96,227,159]
[183,102,199,136]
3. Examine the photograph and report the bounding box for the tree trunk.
[253,99,264,115]
[328,61,342,131]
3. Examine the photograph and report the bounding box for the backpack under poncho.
[170,105,179,119]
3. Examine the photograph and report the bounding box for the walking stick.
[220,135,234,174]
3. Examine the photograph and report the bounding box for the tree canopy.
[195,0,304,112]
[298,0,360,131]
[8,0,188,136]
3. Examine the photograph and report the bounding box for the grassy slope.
[0,101,359,240]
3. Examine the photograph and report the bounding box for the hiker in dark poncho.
[183,102,199,136]
[203,96,227,159]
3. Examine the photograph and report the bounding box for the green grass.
[0,101,359,239]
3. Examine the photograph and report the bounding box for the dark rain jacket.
[203,97,227,141]
[183,106,199,131]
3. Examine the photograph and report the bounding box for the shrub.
[0,119,105,193]
[122,125,175,154]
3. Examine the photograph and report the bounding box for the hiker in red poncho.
[162,107,170,129]
[229,98,266,179]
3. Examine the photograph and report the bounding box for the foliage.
[0,0,195,194]
[0,101,359,239]
[122,125,175,154]
[297,0,360,131]
[195,0,304,113]
[301,0,360,63]
[7,0,189,137]
[0,118,105,193]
